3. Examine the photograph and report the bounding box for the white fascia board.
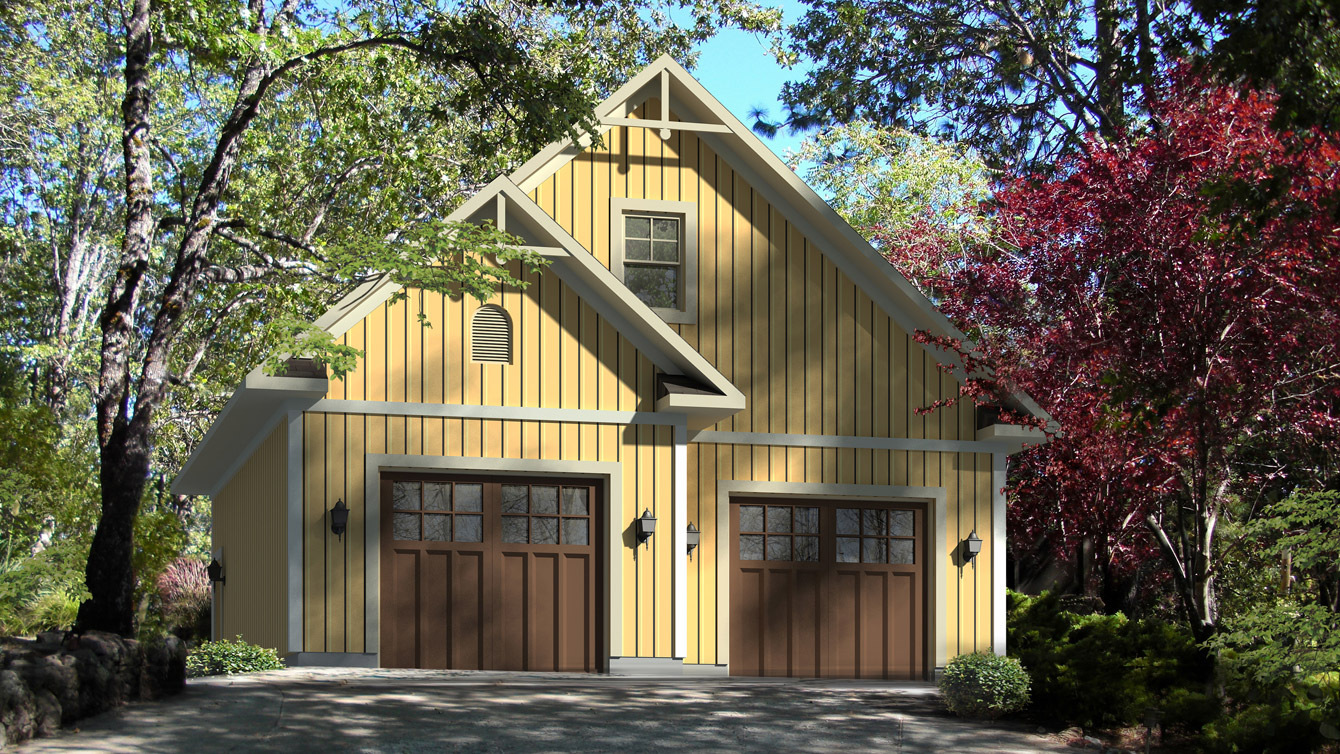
[975,423,1050,455]
[495,181,745,412]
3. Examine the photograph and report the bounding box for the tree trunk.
[76,0,155,636]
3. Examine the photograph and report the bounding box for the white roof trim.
[509,54,1051,428]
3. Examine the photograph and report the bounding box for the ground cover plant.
[186,636,285,677]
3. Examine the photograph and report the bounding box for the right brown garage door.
[730,499,926,679]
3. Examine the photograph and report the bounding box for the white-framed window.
[610,198,697,324]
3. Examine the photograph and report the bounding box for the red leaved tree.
[895,73,1340,639]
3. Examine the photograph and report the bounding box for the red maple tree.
[893,72,1340,638]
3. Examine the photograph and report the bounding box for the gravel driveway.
[17,668,1069,753]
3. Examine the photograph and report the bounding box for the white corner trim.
[211,546,222,642]
[361,454,627,663]
[672,422,688,660]
[712,480,949,674]
[609,198,699,326]
[286,411,304,654]
[992,454,1007,656]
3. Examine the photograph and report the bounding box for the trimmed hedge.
[940,651,1031,719]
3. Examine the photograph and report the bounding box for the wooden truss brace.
[599,69,731,138]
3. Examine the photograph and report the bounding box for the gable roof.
[511,55,1053,429]
[173,176,745,496]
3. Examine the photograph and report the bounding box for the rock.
[1082,735,1104,750]
[31,690,60,738]
[0,669,36,747]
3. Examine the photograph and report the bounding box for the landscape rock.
[0,633,185,747]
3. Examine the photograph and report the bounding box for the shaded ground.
[19,668,1072,753]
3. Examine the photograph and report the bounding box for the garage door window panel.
[500,483,590,546]
[390,481,486,543]
[739,504,820,563]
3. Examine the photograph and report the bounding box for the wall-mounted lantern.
[962,530,983,566]
[330,498,350,541]
[635,508,657,548]
[686,522,700,559]
[206,558,225,586]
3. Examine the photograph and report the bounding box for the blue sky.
[686,0,814,161]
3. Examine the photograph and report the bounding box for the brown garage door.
[730,499,925,679]
[380,474,599,671]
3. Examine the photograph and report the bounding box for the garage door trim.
[361,454,627,663]
[713,480,948,672]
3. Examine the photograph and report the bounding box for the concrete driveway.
[18,668,1069,753]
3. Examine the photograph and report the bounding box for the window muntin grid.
[738,504,820,562]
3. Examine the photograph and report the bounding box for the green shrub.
[1007,590,1215,730]
[186,636,285,677]
[939,651,1032,719]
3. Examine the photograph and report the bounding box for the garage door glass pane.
[532,517,559,544]
[739,534,764,561]
[890,510,914,537]
[837,537,859,563]
[862,509,887,536]
[455,484,482,512]
[532,486,559,515]
[766,507,791,533]
[562,488,588,515]
[766,535,791,561]
[795,536,819,561]
[393,482,420,511]
[795,508,819,534]
[862,538,887,564]
[836,508,858,535]
[562,519,588,545]
[424,514,450,541]
[740,506,763,532]
[890,539,915,564]
[455,515,482,543]
[424,483,450,511]
[393,512,420,541]
[502,516,528,543]
[501,485,529,514]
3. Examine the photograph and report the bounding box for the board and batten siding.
[528,100,995,666]
[211,421,288,651]
[302,269,680,656]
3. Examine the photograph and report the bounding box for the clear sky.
[686,0,814,162]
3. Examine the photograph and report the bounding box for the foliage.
[1007,591,1216,730]
[1194,0,1340,131]
[789,121,994,290]
[772,0,1210,170]
[920,73,1340,634]
[0,542,90,636]
[1204,490,1340,748]
[939,651,1031,719]
[155,557,211,642]
[186,636,285,678]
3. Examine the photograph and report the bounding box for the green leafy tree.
[37,0,778,637]
[773,0,1209,169]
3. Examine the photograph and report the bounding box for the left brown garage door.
[379,474,599,671]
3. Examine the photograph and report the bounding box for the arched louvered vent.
[471,305,512,364]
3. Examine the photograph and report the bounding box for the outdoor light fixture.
[636,508,657,548]
[206,558,225,585]
[686,522,700,559]
[330,498,350,541]
[962,530,983,565]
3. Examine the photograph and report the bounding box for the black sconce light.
[330,498,350,541]
[686,522,700,559]
[962,530,983,566]
[206,558,225,586]
[635,508,657,548]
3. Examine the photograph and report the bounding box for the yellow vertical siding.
[212,422,287,652]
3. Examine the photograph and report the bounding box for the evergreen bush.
[939,651,1032,719]
[186,636,285,677]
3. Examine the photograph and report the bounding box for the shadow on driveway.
[20,669,1068,753]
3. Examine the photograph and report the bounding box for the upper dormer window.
[623,214,682,309]
[610,198,697,325]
